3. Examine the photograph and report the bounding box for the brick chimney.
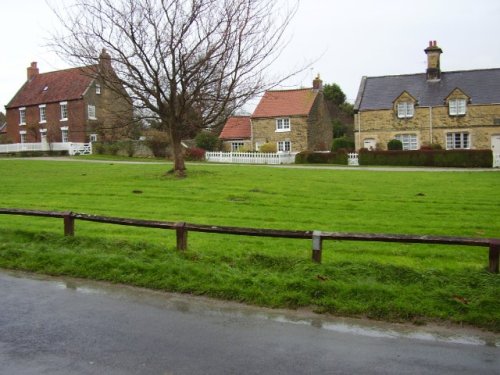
[312,74,323,92]
[424,40,443,81]
[27,62,39,81]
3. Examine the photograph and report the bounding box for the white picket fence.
[205,151,297,165]
[0,142,92,156]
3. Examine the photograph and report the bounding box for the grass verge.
[0,159,499,331]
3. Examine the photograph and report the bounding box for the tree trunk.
[171,136,186,177]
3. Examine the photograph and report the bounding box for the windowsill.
[88,117,97,121]
[39,121,47,124]
[275,129,290,133]
[19,123,26,126]
[449,114,466,117]
[60,118,68,122]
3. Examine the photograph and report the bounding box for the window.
[60,102,68,121]
[89,134,98,142]
[449,99,467,116]
[40,129,47,143]
[446,132,469,149]
[39,104,47,123]
[277,140,291,152]
[397,102,414,118]
[96,84,101,95]
[231,141,245,151]
[19,131,27,143]
[88,105,96,120]
[276,118,290,132]
[61,127,69,143]
[19,107,26,125]
[395,134,418,150]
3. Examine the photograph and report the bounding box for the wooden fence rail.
[0,208,498,273]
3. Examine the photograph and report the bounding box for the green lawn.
[0,159,499,331]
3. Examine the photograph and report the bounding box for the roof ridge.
[366,67,500,80]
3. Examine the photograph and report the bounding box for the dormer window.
[449,99,467,116]
[397,102,414,118]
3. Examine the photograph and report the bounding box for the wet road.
[0,270,498,374]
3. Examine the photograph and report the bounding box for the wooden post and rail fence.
[0,208,498,274]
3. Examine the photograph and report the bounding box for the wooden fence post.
[63,212,74,236]
[175,222,188,251]
[489,240,499,274]
[312,231,323,263]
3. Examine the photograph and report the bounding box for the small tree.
[387,139,403,150]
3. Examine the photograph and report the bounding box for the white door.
[363,138,376,151]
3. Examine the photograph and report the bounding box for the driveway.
[0,270,498,374]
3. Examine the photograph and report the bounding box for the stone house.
[4,50,132,145]
[251,76,332,153]
[354,41,500,153]
[219,77,332,153]
[219,115,252,151]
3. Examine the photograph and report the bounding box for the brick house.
[4,50,132,145]
[219,116,252,151]
[250,76,332,153]
[218,77,332,153]
[354,41,500,153]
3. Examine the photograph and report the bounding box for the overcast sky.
[2,0,500,112]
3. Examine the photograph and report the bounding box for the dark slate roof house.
[353,41,500,153]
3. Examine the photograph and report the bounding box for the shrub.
[332,137,355,151]
[143,130,170,158]
[295,151,348,165]
[359,149,492,168]
[185,147,206,161]
[387,139,403,150]
[195,132,220,151]
[420,143,443,150]
[259,143,277,153]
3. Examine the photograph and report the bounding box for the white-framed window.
[89,133,98,142]
[96,84,101,95]
[446,132,469,149]
[449,99,467,116]
[60,102,68,121]
[88,105,96,120]
[39,104,47,123]
[19,130,27,143]
[277,140,291,152]
[276,118,290,132]
[395,134,418,150]
[19,107,26,125]
[40,128,47,143]
[61,126,69,143]
[397,102,414,118]
[231,141,245,151]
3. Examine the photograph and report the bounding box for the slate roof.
[6,66,96,109]
[252,88,317,118]
[354,68,500,111]
[219,116,251,140]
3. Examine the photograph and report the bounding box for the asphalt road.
[0,270,498,375]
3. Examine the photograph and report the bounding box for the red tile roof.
[219,116,251,140]
[6,66,97,108]
[251,88,317,118]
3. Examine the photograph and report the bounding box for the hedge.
[358,149,492,168]
[295,151,348,165]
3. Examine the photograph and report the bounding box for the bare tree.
[50,0,299,176]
